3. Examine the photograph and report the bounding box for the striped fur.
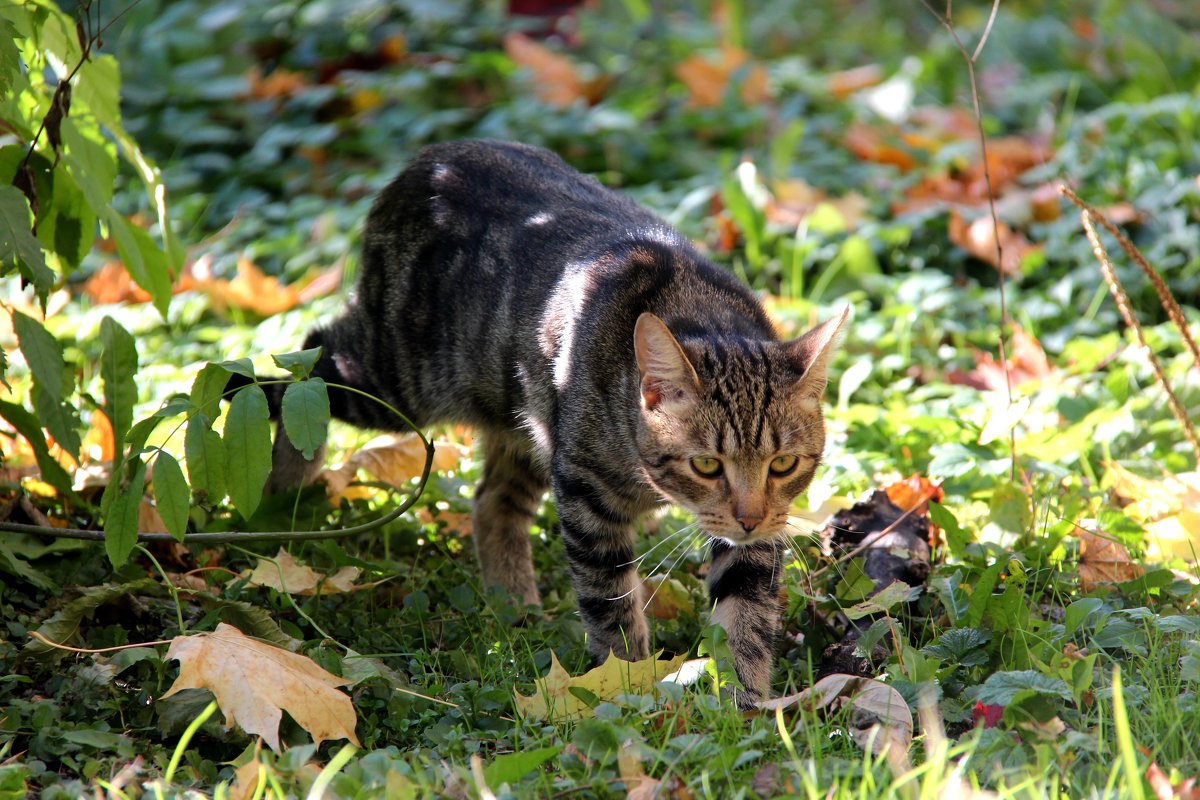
[267,140,845,706]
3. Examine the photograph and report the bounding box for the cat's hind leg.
[473,431,549,607]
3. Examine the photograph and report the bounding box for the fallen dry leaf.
[765,178,870,231]
[843,121,918,171]
[245,67,310,101]
[162,622,359,751]
[82,261,153,305]
[948,322,1055,392]
[246,548,363,595]
[618,739,661,800]
[514,650,687,721]
[947,210,1042,276]
[1106,462,1200,560]
[1078,529,1144,592]
[322,434,470,500]
[1147,761,1200,800]
[757,673,912,757]
[675,44,769,108]
[203,256,299,317]
[883,474,943,514]
[503,32,608,107]
[826,64,885,98]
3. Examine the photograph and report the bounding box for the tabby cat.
[262,140,846,706]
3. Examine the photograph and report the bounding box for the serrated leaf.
[218,358,255,379]
[272,347,323,380]
[514,650,687,722]
[162,623,360,751]
[107,211,171,317]
[23,578,161,660]
[12,310,64,398]
[976,670,1073,706]
[282,378,329,460]
[921,627,991,667]
[989,481,1032,535]
[152,451,189,541]
[73,54,121,130]
[32,384,81,463]
[224,384,272,519]
[196,596,302,650]
[844,579,917,620]
[186,414,226,504]
[965,561,1002,629]
[0,398,76,498]
[190,363,231,419]
[105,457,147,568]
[61,117,116,215]
[0,185,52,294]
[100,316,138,459]
[246,549,363,596]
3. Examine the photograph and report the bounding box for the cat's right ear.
[634,313,700,413]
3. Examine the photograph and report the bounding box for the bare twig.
[919,0,1017,480]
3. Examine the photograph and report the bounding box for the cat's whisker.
[622,521,701,568]
[604,527,702,602]
[641,532,708,613]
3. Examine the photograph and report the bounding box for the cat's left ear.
[785,306,850,401]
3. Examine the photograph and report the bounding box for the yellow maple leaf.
[1106,462,1200,560]
[162,623,360,751]
[245,549,363,595]
[514,651,687,722]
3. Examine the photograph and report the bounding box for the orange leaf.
[948,322,1055,393]
[946,210,1041,275]
[204,257,299,317]
[843,122,917,171]
[883,474,943,513]
[245,67,310,100]
[675,45,769,108]
[826,64,885,98]
[82,409,116,463]
[503,33,608,107]
[1078,530,1144,593]
[82,261,153,305]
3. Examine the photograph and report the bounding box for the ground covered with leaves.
[3,0,1200,797]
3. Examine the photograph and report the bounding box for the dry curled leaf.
[948,322,1055,392]
[757,673,912,757]
[514,650,686,721]
[947,210,1042,276]
[203,257,299,317]
[1078,529,1144,592]
[163,623,359,751]
[675,45,768,108]
[246,548,363,595]
[322,433,470,500]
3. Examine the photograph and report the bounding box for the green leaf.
[834,557,876,604]
[11,310,64,399]
[989,481,1032,535]
[22,578,162,661]
[0,19,20,98]
[0,185,52,295]
[185,414,226,505]
[73,55,121,130]
[1064,598,1106,637]
[100,316,139,459]
[282,378,329,460]
[0,399,75,499]
[152,451,189,541]
[965,561,1002,629]
[61,117,116,216]
[218,358,256,379]
[272,347,323,380]
[41,167,94,271]
[928,501,969,556]
[32,384,81,463]
[844,580,917,620]
[483,746,562,789]
[921,627,991,668]
[976,670,1073,706]
[105,457,147,568]
[190,363,231,419]
[224,384,272,519]
[107,211,171,317]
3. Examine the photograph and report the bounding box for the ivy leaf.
[224,384,272,519]
[105,456,147,568]
[186,413,226,505]
[272,347,323,380]
[100,316,138,460]
[976,670,1073,706]
[282,378,329,460]
[152,451,189,541]
[0,185,53,296]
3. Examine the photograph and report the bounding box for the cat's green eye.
[769,455,799,476]
[690,456,723,477]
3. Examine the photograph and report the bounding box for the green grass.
[2,0,1200,797]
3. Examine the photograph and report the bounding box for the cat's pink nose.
[736,512,763,532]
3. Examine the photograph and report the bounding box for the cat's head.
[633,309,847,545]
